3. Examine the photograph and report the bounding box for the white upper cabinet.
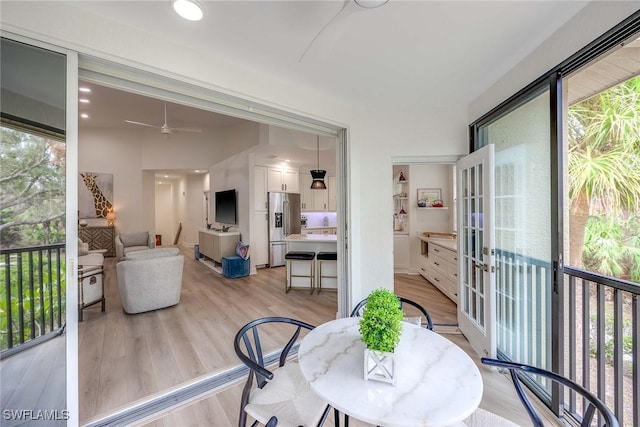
[267,167,299,193]
[300,172,329,212]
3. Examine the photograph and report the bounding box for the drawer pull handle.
[434,262,440,266]
[433,248,440,252]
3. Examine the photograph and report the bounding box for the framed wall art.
[416,188,442,207]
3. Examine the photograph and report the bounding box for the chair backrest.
[481,358,620,427]
[350,296,434,330]
[234,317,316,427]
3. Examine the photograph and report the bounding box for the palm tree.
[567,76,640,270]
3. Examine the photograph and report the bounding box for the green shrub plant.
[358,288,404,353]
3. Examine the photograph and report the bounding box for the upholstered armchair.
[115,231,155,260]
[116,247,184,314]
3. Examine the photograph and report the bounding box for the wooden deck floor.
[3,246,561,426]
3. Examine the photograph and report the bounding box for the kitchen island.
[284,234,337,291]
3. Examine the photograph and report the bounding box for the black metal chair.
[234,317,337,427]
[350,295,434,330]
[476,358,620,427]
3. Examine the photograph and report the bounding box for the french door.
[457,144,496,357]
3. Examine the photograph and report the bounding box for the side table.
[78,263,105,321]
[78,226,115,257]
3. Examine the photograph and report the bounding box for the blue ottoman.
[222,255,249,278]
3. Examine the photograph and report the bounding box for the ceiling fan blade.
[170,127,202,133]
[124,120,160,129]
[298,0,358,63]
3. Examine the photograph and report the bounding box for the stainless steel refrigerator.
[268,192,301,267]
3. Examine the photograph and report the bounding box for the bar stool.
[316,252,337,294]
[284,251,316,294]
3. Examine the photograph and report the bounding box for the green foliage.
[583,214,640,282]
[568,76,640,280]
[0,253,66,351]
[0,125,66,248]
[358,288,404,353]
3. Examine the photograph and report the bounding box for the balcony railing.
[1,244,66,356]
[495,249,638,425]
[564,266,639,427]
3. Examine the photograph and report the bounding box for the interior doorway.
[391,157,460,329]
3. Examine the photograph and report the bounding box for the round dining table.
[298,317,483,427]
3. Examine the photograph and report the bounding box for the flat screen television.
[215,189,237,225]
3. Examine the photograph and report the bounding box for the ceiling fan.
[124,102,202,136]
[298,0,390,63]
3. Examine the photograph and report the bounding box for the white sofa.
[116,247,184,314]
[115,231,156,260]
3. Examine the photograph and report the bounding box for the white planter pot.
[364,348,396,385]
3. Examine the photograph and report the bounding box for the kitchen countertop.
[427,237,457,251]
[285,234,337,242]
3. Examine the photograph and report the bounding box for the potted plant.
[358,288,404,384]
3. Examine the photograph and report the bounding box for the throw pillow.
[78,238,89,256]
[120,231,149,247]
[236,241,250,260]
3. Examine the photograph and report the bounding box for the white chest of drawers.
[419,238,458,304]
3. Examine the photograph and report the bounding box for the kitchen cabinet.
[199,230,240,264]
[393,234,409,273]
[302,227,336,235]
[419,237,458,303]
[268,167,299,193]
[252,212,269,266]
[328,176,337,212]
[254,166,268,211]
[300,173,328,211]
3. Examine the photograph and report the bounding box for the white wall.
[78,128,144,234]
[79,127,223,240]
[5,1,636,304]
[183,174,206,245]
[469,2,639,122]
[209,151,251,246]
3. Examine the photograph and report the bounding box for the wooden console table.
[78,226,115,257]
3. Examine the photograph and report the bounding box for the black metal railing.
[1,244,66,355]
[564,266,639,427]
[494,249,638,425]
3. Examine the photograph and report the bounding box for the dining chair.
[350,296,434,330]
[467,358,620,427]
[234,316,337,427]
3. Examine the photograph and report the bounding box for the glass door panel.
[477,86,553,390]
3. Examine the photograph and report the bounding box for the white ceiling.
[70,0,602,180]
[69,0,591,111]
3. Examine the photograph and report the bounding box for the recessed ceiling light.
[79,99,90,103]
[79,87,91,93]
[164,175,169,178]
[80,113,89,119]
[172,0,203,21]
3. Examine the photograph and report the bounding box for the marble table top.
[298,317,483,427]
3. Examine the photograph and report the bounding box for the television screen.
[215,189,237,225]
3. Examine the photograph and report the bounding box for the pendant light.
[310,135,327,190]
